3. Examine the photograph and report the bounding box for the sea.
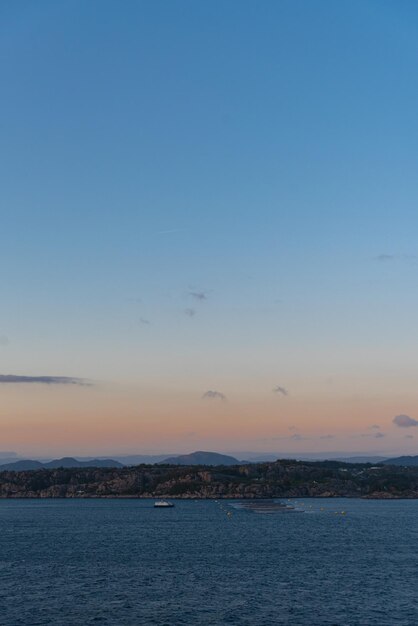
[0,498,417,625]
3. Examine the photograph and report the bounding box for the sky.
[1,0,418,458]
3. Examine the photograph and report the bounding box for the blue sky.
[1,1,418,456]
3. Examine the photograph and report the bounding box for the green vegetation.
[1,460,418,498]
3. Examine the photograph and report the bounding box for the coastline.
[1,458,418,499]
[1,494,418,499]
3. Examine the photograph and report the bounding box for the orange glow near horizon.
[0,381,417,458]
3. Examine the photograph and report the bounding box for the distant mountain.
[0,453,21,466]
[329,456,389,464]
[107,454,174,465]
[237,454,390,464]
[0,460,44,471]
[225,451,393,463]
[0,458,25,466]
[381,456,418,467]
[45,457,124,469]
[161,451,241,466]
[39,455,174,466]
[0,457,124,471]
[232,453,281,462]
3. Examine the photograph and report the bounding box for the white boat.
[154,500,174,508]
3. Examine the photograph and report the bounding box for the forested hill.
[1,459,418,498]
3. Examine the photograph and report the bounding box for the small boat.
[154,500,175,508]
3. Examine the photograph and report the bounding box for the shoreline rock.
[1,459,418,499]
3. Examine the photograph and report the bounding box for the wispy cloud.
[139,317,150,325]
[0,375,91,386]
[405,434,414,439]
[290,433,304,441]
[273,385,288,396]
[360,431,386,439]
[184,308,196,317]
[375,254,417,264]
[393,414,418,428]
[202,390,226,401]
[369,424,380,430]
[320,434,335,440]
[189,291,207,301]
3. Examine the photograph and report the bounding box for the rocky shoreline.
[1,459,418,499]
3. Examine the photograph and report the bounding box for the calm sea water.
[1,498,418,625]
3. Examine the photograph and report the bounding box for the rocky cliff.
[1,459,418,498]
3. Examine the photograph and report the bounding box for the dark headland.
[2,459,418,498]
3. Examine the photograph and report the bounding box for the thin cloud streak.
[202,390,226,401]
[189,291,207,301]
[290,433,307,441]
[375,253,417,264]
[0,375,91,386]
[273,385,288,396]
